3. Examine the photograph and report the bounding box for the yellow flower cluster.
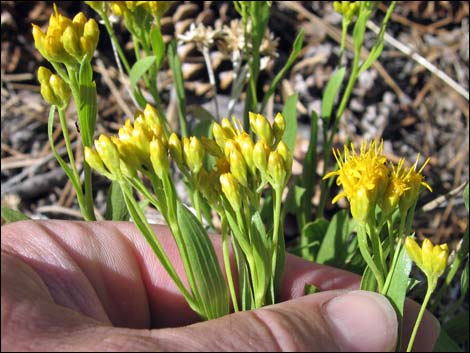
[333,1,360,21]
[32,4,99,66]
[324,140,432,223]
[37,66,70,107]
[85,104,166,180]
[85,107,292,212]
[110,1,172,20]
[212,112,292,209]
[405,236,448,285]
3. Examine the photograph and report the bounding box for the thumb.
[158,290,398,352]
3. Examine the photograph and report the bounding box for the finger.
[1,220,361,329]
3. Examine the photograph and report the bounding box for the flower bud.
[82,18,99,59]
[253,140,270,175]
[49,74,71,106]
[273,112,285,143]
[405,236,449,284]
[212,122,227,150]
[220,173,241,210]
[230,149,248,187]
[276,140,292,177]
[150,138,169,179]
[237,133,255,175]
[168,133,184,166]
[223,139,238,160]
[95,135,121,178]
[267,151,286,188]
[84,146,108,175]
[221,118,236,139]
[250,112,273,145]
[183,136,204,174]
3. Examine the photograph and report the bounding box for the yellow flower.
[220,173,241,210]
[405,236,448,286]
[37,66,70,107]
[32,4,99,65]
[398,155,432,214]
[324,140,389,223]
[381,156,432,216]
[111,1,171,21]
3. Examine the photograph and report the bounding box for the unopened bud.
[273,112,285,142]
[230,149,248,187]
[220,173,241,210]
[150,138,169,179]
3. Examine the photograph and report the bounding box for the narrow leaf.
[177,203,229,319]
[1,207,30,223]
[104,181,130,221]
[316,210,351,266]
[321,67,346,121]
[129,56,157,93]
[150,26,165,68]
[261,29,304,111]
[168,40,188,136]
[281,92,298,154]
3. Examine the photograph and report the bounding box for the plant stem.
[406,284,434,352]
[202,46,220,120]
[221,214,239,312]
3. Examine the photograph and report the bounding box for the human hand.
[1,220,439,351]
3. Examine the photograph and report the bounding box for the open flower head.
[324,140,389,223]
[381,156,432,216]
[405,236,448,286]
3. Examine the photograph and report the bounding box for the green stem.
[270,187,283,303]
[57,107,92,220]
[358,224,384,292]
[161,173,205,313]
[368,220,386,276]
[406,283,434,352]
[119,182,195,305]
[221,214,239,312]
[100,13,131,73]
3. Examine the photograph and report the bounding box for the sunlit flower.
[32,4,99,65]
[324,140,389,222]
[380,156,432,216]
[405,236,448,286]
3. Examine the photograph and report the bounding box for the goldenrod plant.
[33,4,99,221]
[15,2,466,351]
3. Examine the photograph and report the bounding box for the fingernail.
[323,290,398,352]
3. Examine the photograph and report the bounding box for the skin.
[1,220,439,351]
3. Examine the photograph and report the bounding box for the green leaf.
[299,218,329,259]
[47,107,82,197]
[384,244,412,351]
[433,329,463,352]
[283,184,305,216]
[352,10,368,54]
[177,202,229,319]
[360,265,378,291]
[316,210,351,266]
[261,29,304,111]
[129,56,157,94]
[150,25,165,69]
[104,181,130,221]
[1,207,30,223]
[281,92,298,154]
[168,40,188,136]
[358,40,384,75]
[442,310,469,345]
[321,67,346,121]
